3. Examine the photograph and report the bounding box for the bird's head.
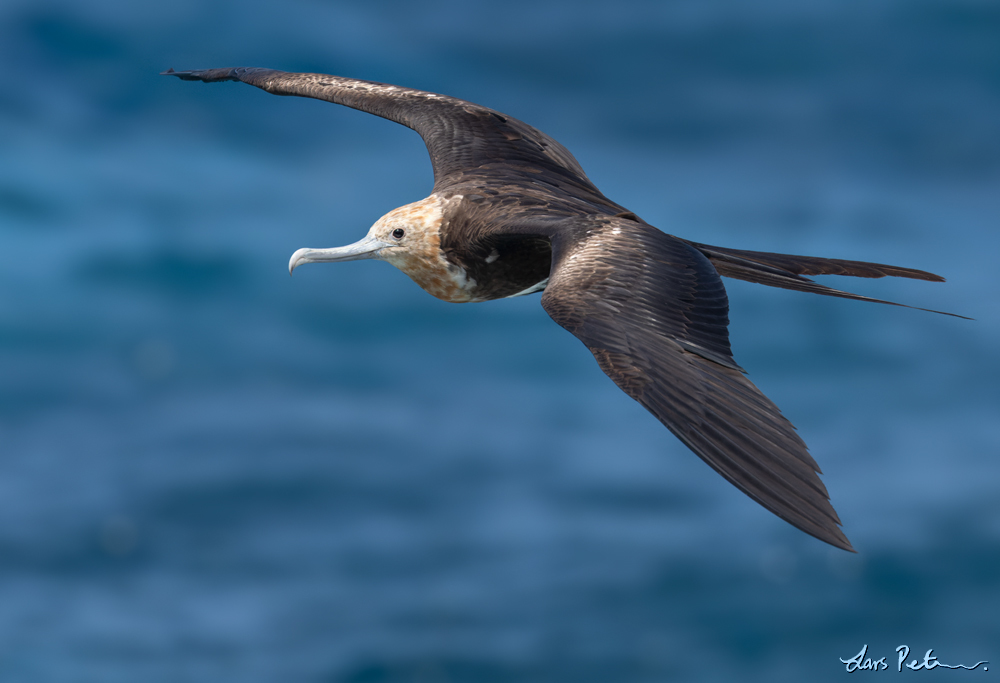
[288,195,478,302]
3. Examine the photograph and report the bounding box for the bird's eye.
[392,228,405,239]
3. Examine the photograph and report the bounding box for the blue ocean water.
[1,0,998,680]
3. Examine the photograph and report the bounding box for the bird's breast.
[394,251,483,303]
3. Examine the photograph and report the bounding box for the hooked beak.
[288,235,392,275]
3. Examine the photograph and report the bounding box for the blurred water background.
[1,0,998,680]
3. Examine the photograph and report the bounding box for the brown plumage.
[164,67,967,552]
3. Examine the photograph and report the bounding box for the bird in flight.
[164,67,964,552]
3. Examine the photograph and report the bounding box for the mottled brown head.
[288,194,479,302]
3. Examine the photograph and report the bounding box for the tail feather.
[688,242,945,281]
[685,241,970,320]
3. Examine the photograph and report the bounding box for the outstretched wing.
[162,67,607,201]
[538,216,853,551]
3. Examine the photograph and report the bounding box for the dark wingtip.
[161,67,201,80]
[160,67,244,82]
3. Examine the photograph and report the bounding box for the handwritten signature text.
[840,644,987,673]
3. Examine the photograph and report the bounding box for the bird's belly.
[504,278,549,298]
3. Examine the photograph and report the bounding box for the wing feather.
[540,217,854,551]
[162,67,605,199]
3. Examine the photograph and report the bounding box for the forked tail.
[684,240,970,319]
